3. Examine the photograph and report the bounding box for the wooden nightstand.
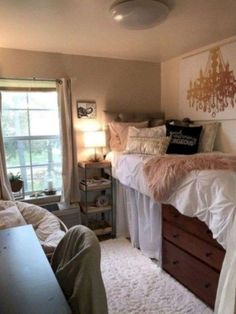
[78,160,115,237]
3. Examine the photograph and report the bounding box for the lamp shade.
[84,130,106,148]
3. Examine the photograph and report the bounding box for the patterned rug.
[100,238,213,314]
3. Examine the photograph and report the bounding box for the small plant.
[8,172,22,182]
[8,172,23,193]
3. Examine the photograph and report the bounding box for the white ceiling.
[0,0,236,63]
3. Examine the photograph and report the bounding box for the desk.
[0,225,71,314]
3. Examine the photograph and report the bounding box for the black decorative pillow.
[166,124,202,155]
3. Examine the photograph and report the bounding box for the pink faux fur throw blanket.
[143,154,236,202]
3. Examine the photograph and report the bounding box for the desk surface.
[0,225,71,314]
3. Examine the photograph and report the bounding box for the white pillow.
[128,125,166,138]
[197,122,220,152]
[125,136,170,155]
[108,121,149,151]
[0,205,27,230]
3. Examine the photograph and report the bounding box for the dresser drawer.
[163,221,225,271]
[162,204,222,248]
[163,240,220,308]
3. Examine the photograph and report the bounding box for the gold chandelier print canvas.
[186,47,236,118]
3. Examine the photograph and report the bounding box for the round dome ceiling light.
[110,0,169,30]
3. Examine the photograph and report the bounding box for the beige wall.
[161,36,236,153]
[0,47,161,159]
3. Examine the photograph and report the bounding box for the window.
[1,80,62,195]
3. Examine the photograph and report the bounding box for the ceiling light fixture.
[110,0,169,30]
[114,14,124,21]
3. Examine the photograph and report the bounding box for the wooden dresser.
[162,204,226,308]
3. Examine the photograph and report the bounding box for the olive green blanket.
[51,225,108,314]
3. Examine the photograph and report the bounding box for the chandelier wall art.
[186,47,236,118]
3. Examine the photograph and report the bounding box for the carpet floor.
[100,238,213,314]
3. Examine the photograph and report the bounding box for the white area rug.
[100,238,213,314]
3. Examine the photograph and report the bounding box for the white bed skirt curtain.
[0,93,13,200]
[57,79,80,207]
[116,180,162,261]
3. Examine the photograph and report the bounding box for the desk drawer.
[162,205,221,248]
[163,240,220,308]
[163,221,225,271]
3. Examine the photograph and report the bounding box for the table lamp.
[84,130,106,161]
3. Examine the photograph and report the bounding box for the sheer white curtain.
[57,79,80,207]
[116,180,162,260]
[0,93,13,200]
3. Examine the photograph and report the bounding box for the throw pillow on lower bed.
[125,136,170,155]
[166,124,202,155]
[0,205,27,230]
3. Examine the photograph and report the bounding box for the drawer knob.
[173,234,179,238]
[204,283,211,288]
[172,260,179,265]
[205,252,213,257]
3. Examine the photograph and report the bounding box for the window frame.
[1,87,62,195]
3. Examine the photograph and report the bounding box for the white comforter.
[108,151,151,197]
[107,151,236,314]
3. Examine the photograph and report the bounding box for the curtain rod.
[0,77,62,84]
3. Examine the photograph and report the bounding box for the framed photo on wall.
[77,100,97,119]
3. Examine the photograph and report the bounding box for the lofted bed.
[104,111,236,313]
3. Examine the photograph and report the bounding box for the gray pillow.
[149,119,164,127]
